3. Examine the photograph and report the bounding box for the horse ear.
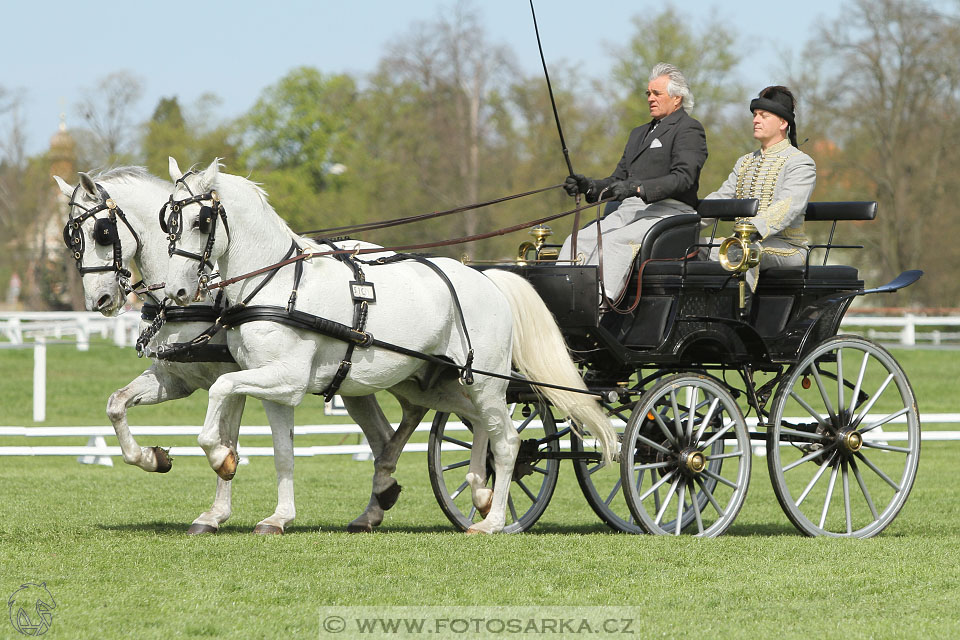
[78,172,98,198]
[168,156,183,181]
[53,175,74,198]
[198,157,220,192]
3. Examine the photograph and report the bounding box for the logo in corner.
[8,582,56,636]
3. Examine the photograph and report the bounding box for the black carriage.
[428,199,921,537]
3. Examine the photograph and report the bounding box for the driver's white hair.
[649,62,695,111]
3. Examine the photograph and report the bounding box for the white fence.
[1,416,958,467]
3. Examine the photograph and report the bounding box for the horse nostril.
[97,294,113,310]
[176,288,188,300]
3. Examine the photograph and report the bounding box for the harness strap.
[217,305,603,399]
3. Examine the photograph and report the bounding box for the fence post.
[901,314,916,346]
[33,338,46,422]
[77,316,90,351]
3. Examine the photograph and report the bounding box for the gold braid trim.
[760,246,802,257]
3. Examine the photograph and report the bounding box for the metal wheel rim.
[621,374,751,537]
[767,336,920,538]
[427,402,560,533]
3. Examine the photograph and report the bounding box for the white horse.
[53,168,403,534]
[162,157,617,534]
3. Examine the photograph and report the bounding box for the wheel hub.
[679,448,706,475]
[839,429,863,453]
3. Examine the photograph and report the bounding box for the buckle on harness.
[459,349,475,386]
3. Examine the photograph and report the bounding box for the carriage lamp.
[516,225,559,264]
[718,219,763,310]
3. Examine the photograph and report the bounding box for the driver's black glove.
[607,179,645,201]
[562,174,594,197]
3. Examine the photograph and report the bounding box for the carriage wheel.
[428,401,560,533]
[767,336,920,538]
[621,374,751,537]
[571,389,645,534]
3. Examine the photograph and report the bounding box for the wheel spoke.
[837,348,845,416]
[789,391,831,428]
[861,441,911,454]
[531,465,550,475]
[700,421,733,449]
[587,462,604,476]
[604,477,623,507]
[507,493,519,522]
[693,398,721,443]
[777,427,830,443]
[855,451,901,491]
[701,467,737,489]
[685,387,699,442]
[669,389,684,440]
[451,479,469,500]
[634,431,674,456]
[675,481,687,535]
[516,478,537,503]
[694,474,726,517]
[818,459,840,529]
[639,469,675,501]
[705,450,743,461]
[848,351,870,417]
[859,407,909,433]
[852,373,894,425]
[842,460,852,535]
[442,459,471,472]
[689,479,704,535]
[442,435,472,450]
[654,476,681,526]
[796,451,836,506]
[811,365,838,425]
[632,460,674,471]
[783,443,838,473]
[850,457,879,520]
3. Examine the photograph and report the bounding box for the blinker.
[198,206,215,234]
[94,218,119,246]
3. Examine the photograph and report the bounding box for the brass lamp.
[718,219,762,309]
[517,225,559,264]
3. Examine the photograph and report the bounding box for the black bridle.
[62,182,142,296]
[158,171,230,291]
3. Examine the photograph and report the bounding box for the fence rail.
[1,415,956,466]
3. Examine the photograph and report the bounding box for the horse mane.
[216,172,326,252]
[93,166,168,188]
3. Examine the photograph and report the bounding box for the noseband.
[159,171,230,290]
[62,183,142,296]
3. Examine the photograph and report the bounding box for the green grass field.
[1,342,959,639]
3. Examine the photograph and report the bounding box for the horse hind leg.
[465,428,493,517]
[466,404,520,535]
[348,398,429,533]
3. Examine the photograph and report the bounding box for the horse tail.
[483,269,617,465]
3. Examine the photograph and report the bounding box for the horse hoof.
[473,488,493,518]
[465,525,491,535]
[253,523,283,535]
[346,521,374,533]
[375,481,402,511]
[216,450,238,481]
[153,447,173,473]
[187,523,218,535]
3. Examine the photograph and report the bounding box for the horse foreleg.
[253,400,296,535]
[106,365,191,472]
[466,428,493,518]
[467,406,520,535]
[188,394,246,534]
[348,399,429,533]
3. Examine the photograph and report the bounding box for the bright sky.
[3,0,845,157]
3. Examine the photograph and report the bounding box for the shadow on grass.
[95,520,804,537]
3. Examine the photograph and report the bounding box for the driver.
[558,62,708,300]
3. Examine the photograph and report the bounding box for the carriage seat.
[756,201,876,285]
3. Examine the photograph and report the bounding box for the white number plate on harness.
[350,281,376,302]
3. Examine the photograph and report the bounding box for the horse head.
[54,171,142,315]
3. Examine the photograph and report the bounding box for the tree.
[800,0,960,305]
[74,71,144,166]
